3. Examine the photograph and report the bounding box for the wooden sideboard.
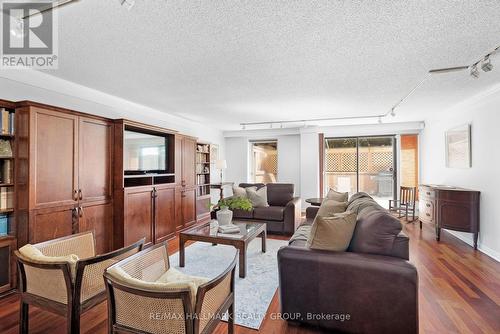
[419,184,480,249]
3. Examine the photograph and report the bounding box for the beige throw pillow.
[246,186,269,207]
[326,189,349,202]
[306,211,357,251]
[232,185,247,198]
[316,199,348,217]
[18,244,80,281]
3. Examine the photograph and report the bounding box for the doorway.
[323,136,396,207]
[250,141,278,183]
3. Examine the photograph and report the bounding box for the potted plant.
[215,197,252,225]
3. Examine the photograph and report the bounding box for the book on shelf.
[0,108,14,135]
[0,139,12,158]
[0,214,7,235]
[0,187,13,210]
[1,160,12,184]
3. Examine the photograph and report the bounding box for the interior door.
[32,108,78,209]
[154,186,176,243]
[124,187,153,247]
[78,117,113,203]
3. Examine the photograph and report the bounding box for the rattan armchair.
[104,242,237,334]
[15,231,145,334]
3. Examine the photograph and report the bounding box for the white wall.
[420,89,500,262]
[0,71,225,147]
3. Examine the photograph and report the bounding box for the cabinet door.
[0,238,16,294]
[32,108,78,209]
[154,187,176,243]
[124,188,153,247]
[182,137,196,187]
[30,206,76,243]
[79,202,113,254]
[182,187,196,226]
[79,117,113,203]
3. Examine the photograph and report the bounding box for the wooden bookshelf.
[0,100,16,295]
[196,143,211,222]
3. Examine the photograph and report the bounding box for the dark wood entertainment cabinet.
[419,184,480,249]
[0,99,207,295]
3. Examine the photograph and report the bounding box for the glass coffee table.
[179,220,267,278]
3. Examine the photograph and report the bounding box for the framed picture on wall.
[445,124,471,168]
[210,144,219,163]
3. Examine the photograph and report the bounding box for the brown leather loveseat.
[277,193,418,333]
[230,183,301,235]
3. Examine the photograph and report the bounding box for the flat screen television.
[124,130,168,174]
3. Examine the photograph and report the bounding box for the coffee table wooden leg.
[179,236,186,267]
[239,244,247,278]
[261,230,267,253]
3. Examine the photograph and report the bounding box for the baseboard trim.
[447,230,500,263]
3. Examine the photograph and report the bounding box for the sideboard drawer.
[419,200,434,224]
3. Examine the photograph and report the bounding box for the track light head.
[481,56,493,72]
[390,108,396,117]
[470,63,480,78]
[119,0,135,10]
[378,116,382,124]
[242,124,246,130]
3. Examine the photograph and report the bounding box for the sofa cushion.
[266,183,294,206]
[316,199,347,217]
[253,206,285,221]
[347,192,384,214]
[246,186,269,207]
[18,244,80,282]
[232,185,247,197]
[232,208,254,219]
[307,211,357,252]
[349,210,403,257]
[289,224,312,244]
[326,189,349,202]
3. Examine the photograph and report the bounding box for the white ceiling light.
[481,56,493,72]
[470,63,480,78]
[118,0,135,10]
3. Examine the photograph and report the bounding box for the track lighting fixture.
[470,63,480,78]
[118,0,135,10]
[481,56,493,72]
[390,108,396,117]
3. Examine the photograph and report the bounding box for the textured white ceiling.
[42,0,500,129]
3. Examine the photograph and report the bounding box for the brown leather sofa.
[277,193,418,333]
[230,183,301,235]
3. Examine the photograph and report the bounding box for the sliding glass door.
[324,136,396,207]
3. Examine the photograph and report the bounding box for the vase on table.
[216,206,233,226]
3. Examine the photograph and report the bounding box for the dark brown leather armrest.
[283,197,301,234]
[305,206,319,219]
[278,246,418,333]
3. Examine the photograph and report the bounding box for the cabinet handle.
[426,213,430,217]
[78,189,83,201]
[78,206,84,218]
[426,203,430,207]
[181,180,186,187]
[73,190,78,201]
[426,192,431,195]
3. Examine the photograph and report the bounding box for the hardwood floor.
[0,223,499,334]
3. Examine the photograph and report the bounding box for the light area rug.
[169,237,288,330]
